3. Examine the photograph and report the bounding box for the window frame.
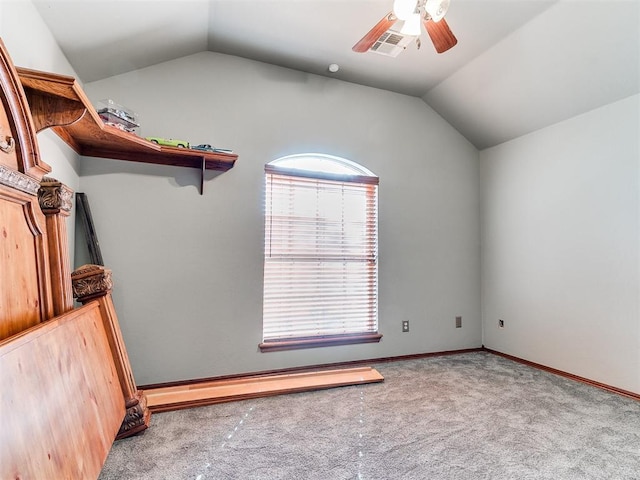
[260,155,381,352]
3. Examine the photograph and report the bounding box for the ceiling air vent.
[369,29,415,57]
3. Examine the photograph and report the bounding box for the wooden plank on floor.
[145,366,384,413]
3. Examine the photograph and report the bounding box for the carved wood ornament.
[0,163,41,194]
[38,176,73,212]
[72,263,114,301]
[72,264,151,438]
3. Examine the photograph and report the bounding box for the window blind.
[263,165,379,343]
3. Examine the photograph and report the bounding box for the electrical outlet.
[498,319,504,328]
[402,320,410,332]
[455,316,462,328]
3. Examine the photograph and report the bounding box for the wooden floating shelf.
[17,67,237,194]
[145,366,384,413]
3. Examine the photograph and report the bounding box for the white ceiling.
[32,0,640,149]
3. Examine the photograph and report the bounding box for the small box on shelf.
[96,99,140,133]
[190,143,234,154]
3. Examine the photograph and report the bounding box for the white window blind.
[263,161,379,347]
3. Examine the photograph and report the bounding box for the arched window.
[261,153,381,351]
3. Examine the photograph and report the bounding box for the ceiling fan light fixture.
[393,0,417,20]
[425,0,450,22]
[400,13,422,36]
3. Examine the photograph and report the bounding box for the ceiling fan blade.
[423,17,457,53]
[352,12,397,53]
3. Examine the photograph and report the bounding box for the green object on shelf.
[145,137,190,148]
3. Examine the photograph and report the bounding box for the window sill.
[259,333,382,352]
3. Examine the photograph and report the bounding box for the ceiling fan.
[353,0,457,57]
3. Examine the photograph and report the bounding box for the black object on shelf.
[76,192,104,266]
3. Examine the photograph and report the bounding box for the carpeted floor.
[99,352,640,479]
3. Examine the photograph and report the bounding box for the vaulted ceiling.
[32,0,639,149]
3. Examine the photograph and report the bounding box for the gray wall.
[480,94,640,393]
[8,0,637,395]
[1,1,81,269]
[80,52,481,384]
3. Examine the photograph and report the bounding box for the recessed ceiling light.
[328,63,339,73]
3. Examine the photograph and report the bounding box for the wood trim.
[483,347,640,401]
[42,213,73,315]
[140,347,484,390]
[259,333,383,352]
[94,295,139,400]
[17,67,237,174]
[25,89,85,133]
[39,178,74,315]
[145,367,384,413]
[85,290,151,437]
[143,346,639,412]
[0,40,50,180]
